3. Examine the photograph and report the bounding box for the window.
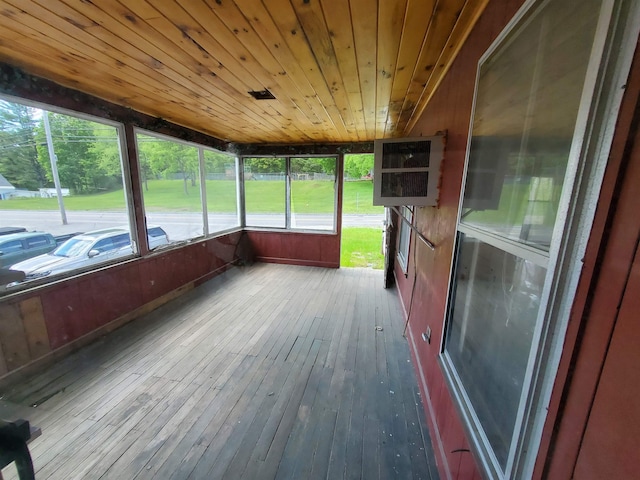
[243,157,286,228]
[136,132,203,242]
[0,98,133,292]
[397,206,413,272]
[204,149,240,233]
[25,235,51,248]
[0,240,24,253]
[290,157,336,231]
[243,156,337,231]
[441,0,625,476]
[136,131,241,243]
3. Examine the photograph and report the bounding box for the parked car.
[0,232,57,268]
[9,226,169,282]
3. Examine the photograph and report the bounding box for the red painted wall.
[2,232,241,366]
[397,0,640,478]
[536,44,640,478]
[393,0,531,478]
[246,230,340,268]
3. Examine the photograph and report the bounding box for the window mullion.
[285,157,291,229]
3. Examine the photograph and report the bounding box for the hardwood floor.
[1,264,439,479]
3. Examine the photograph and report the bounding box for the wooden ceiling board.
[55,0,292,142]
[386,0,437,136]
[318,0,367,140]
[197,0,325,138]
[263,0,351,141]
[292,0,358,136]
[232,0,334,141]
[376,0,408,138]
[0,1,229,126]
[104,0,297,140]
[404,0,490,134]
[0,0,489,144]
[396,0,468,134]
[349,0,379,140]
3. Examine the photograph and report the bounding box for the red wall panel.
[246,230,340,268]
[573,241,640,478]
[8,232,240,359]
[396,0,526,478]
[399,0,640,478]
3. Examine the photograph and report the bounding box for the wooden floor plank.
[0,264,438,480]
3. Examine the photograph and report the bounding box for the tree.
[35,113,103,193]
[244,157,285,174]
[344,154,374,179]
[0,101,45,190]
[88,123,125,191]
[138,135,199,195]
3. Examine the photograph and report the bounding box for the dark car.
[0,232,57,268]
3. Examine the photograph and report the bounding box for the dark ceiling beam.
[229,142,374,157]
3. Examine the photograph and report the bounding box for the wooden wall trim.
[254,256,339,269]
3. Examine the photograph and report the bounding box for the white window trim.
[439,0,640,478]
[397,206,414,274]
[240,155,339,234]
[134,127,240,241]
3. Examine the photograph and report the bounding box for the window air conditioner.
[372,136,444,207]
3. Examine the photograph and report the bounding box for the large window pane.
[244,157,286,228]
[397,206,413,271]
[460,0,601,251]
[0,100,135,292]
[290,157,336,231]
[447,234,545,467]
[204,149,239,233]
[445,0,605,473]
[136,133,202,242]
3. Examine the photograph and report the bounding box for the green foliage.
[137,134,200,195]
[204,149,234,174]
[340,227,384,269]
[35,113,120,194]
[244,157,285,174]
[0,101,46,190]
[344,154,374,179]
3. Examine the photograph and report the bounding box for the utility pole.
[43,111,67,225]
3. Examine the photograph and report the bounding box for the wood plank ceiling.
[0,0,488,144]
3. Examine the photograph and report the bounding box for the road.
[0,210,384,241]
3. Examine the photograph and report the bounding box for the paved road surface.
[0,210,384,242]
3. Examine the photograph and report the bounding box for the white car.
[10,226,169,282]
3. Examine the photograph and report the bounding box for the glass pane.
[204,149,239,233]
[244,157,286,228]
[446,234,546,468]
[0,100,134,292]
[137,133,202,242]
[381,172,429,198]
[290,157,336,231]
[461,0,601,251]
[381,140,431,169]
[397,206,412,268]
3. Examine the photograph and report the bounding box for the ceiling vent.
[248,89,275,100]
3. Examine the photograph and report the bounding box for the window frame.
[133,128,241,243]
[438,0,640,477]
[0,94,139,293]
[240,155,339,234]
[396,206,414,274]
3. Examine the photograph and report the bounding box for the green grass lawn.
[0,179,384,214]
[341,227,384,269]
